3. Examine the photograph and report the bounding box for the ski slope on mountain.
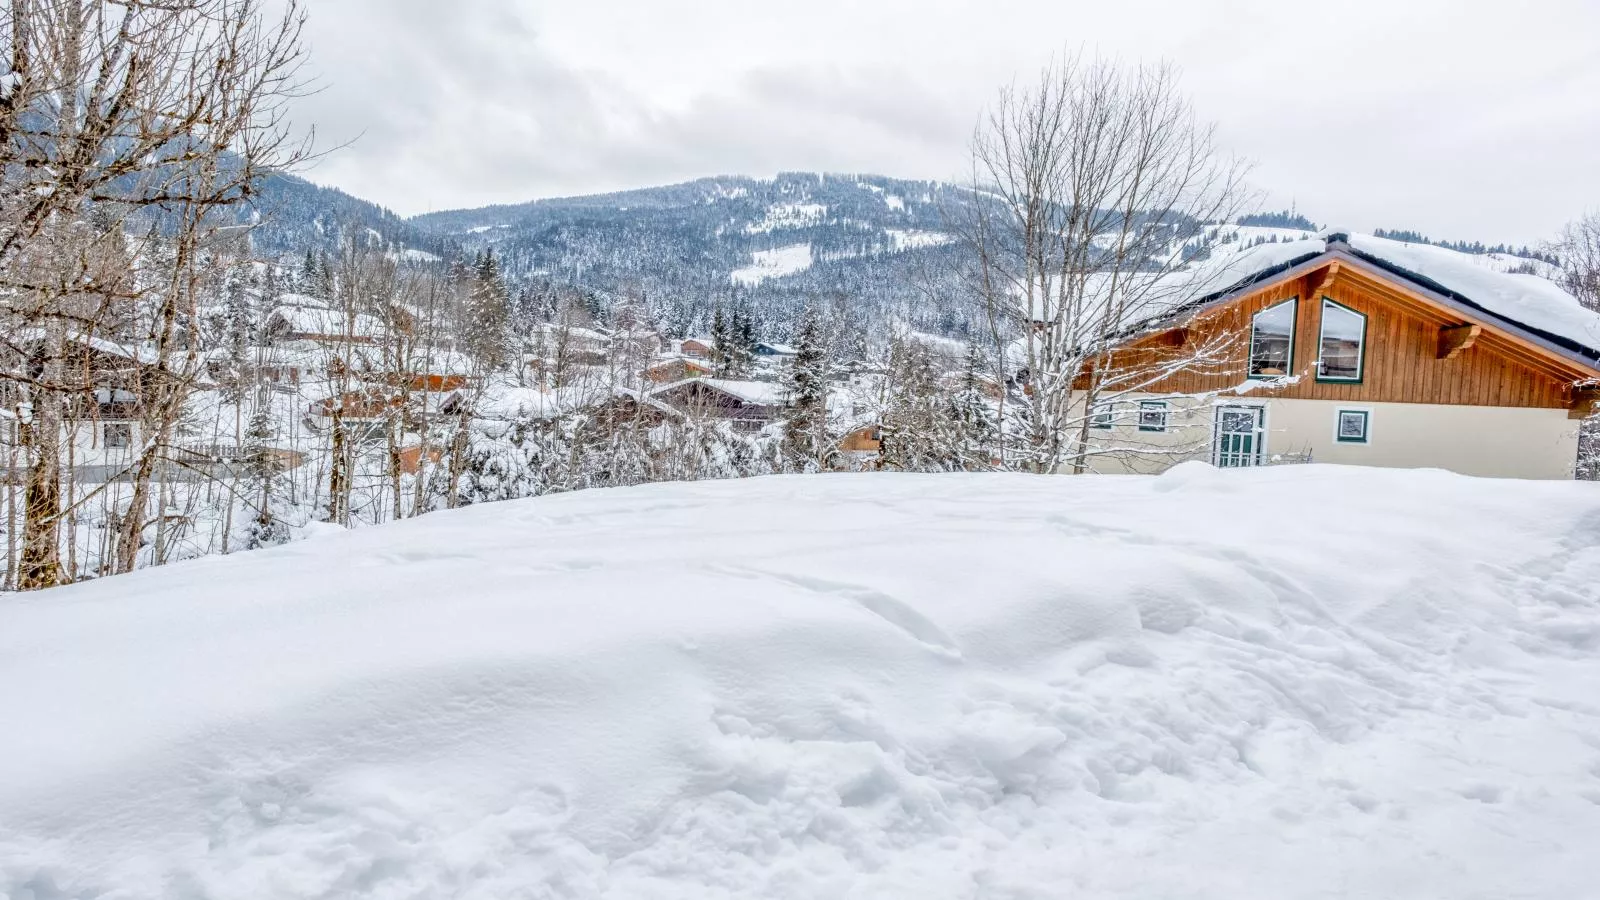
[4,467,1600,899]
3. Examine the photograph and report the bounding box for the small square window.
[1335,409,1370,444]
[1138,401,1169,433]
[103,422,133,449]
[1090,401,1114,429]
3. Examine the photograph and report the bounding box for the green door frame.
[1213,405,1266,468]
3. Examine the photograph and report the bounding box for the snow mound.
[4,468,1600,898]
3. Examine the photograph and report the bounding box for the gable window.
[1248,298,1296,378]
[1335,409,1371,444]
[1318,299,1367,382]
[1090,400,1114,429]
[1137,400,1169,433]
[103,423,133,449]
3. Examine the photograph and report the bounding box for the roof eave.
[1157,244,1600,379]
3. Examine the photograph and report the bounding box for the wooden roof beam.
[1570,387,1600,420]
[1308,262,1341,301]
[1437,324,1482,360]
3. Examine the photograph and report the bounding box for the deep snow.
[4,466,1600,898]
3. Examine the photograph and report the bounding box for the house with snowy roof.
[649,378,787,432]
[1080,232,1600,479]
[263,303,384,346]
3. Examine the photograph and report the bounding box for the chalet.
[754,342,798,359]
[650,378,787,432]
[1080,233,1600,479]
[646,357,714,384]
[264,304,383,345]
[6,332,164,470]
[527,323,610,367]
[838,422,889,454]
[307,387,404,422]
[369,350,476,393]
[677,338,714,359]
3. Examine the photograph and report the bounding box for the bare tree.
[0,0,311,588]
[1554,213,1600,312]
[1553,212,1600,479]
[960,54,1249,474]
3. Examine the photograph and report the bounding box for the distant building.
[646,357,714,384]
[650,378,787,432]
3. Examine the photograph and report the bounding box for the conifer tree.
[463,249,514,370]
[240,390,290,550]
[781,307,832,470]
[879,337,958,472]
[710,305,734,377]
[220,270,256,407]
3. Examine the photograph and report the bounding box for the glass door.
[1214,406,1265,468]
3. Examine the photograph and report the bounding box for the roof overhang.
[1158,242,1600,380]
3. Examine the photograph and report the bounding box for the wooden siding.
[1114,266,1577,409]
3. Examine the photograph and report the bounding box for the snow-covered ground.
[730,243,814,285]
[4,466,1600,898]
[885,228,953,252]
[744,203,827,235]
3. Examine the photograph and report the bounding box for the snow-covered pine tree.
[951,340,999,469]
[710,305,734,377]
[879,337,959,472]
[463,250,514,370]
[239,390,291,550]
[220,269,256,407]
[781,307,833,471]
[734,307,758,376]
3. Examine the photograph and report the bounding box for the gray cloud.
[286,0,1600,243]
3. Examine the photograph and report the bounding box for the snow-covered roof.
[399,349,477,376]
[1162,232,1600,364]
[267,304,384,339]
[530,323,610,344]
[11,328,164,367]
[1343,234,1600,359]
[756,342,798,356]
[473,382,676,422]
[651,377,788,407]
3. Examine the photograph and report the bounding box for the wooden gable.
[1115,259,1596,412]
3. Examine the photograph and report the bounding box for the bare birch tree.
[959,55,1249,474]
[0,0,311,588]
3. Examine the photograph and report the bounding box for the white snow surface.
[885,228,952,252]
[729,243,814,286]
[744,203,827,235]
[4,467,1600,898]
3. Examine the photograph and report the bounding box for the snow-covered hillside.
[4,467,1600,898]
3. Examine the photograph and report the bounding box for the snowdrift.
[4,466,1600,898]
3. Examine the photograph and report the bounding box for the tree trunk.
[17,413,62,590]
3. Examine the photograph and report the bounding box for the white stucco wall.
[1256,399,1579,480]
[1079,393,1580,480]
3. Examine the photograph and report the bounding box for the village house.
[645,357,714,384]
[649,378,787,432]
[1078,233,1600,479]
[263,303,384,346]
[675,338,714,359]
[754,342,798,360]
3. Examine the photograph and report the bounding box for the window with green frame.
[1318,299,1367,382]
[1137,400,1169,432]
[1248,297,1296,378]
[1335,409,1371,444]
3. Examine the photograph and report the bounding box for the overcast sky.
[288,0,1600,244]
